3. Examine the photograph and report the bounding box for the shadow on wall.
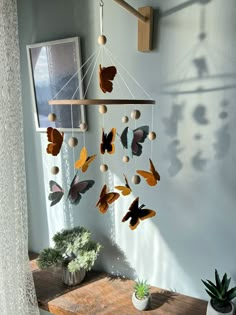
[160,1,235,176]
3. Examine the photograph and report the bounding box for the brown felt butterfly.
[115,174,132,196]
[122,197,156,230]
[100,128,116,154]
[99,64,117,93]
[74,147,96,172]
[136,158,160,186]
[46,127,64,156]
[96,184,120,214]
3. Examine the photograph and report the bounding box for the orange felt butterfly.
[122,197,156,230]
[100,128,116,155]
[74,147,96,172]
[115,174,132,196]
[99,64,117,93]
[136,158,160,186]
[46,127,64,156]
[96,184,120,214]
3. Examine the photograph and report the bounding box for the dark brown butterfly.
[100,128,116,154]
[99,64,117,93]
[46,127,64,156]
[96,184,120,214]
[122,197,156,230]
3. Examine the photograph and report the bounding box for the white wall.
[18,0,236,303]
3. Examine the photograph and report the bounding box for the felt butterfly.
[120,126,149,157]
[122,197,156,230]
[100,128,116,155]
[137,158,160,186]
[96,184,120,214]
[46,127,64,156]
[48,180,64,207]
[99,64,117,93]
[74,147,96,172]
[115,174,132,196]
[67,172,95,205]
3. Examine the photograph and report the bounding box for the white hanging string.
[100,0,104,35]
[71,49,101,99]
[52,47,100,100]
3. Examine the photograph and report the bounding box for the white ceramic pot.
[132,292,151,311]
[206,300,234,315]
[62,267,86,286]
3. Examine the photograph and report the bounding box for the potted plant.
[202,269,236,315]
[132,279,151,311]
[37,226,102,286]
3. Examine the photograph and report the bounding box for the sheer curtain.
[0,0,39,314]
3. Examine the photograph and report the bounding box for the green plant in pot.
[202,269,236,315]
[132,280,151,311]
[37,226,102,286]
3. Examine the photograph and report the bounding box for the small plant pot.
[62,267,86,286]
[206,300,234,315]
[132,292,151,311]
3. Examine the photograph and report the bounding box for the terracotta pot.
[62,267,86,286]
[206,300,234,315]
[132,292,151,311]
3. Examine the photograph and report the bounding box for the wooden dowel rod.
[113,0,147,23]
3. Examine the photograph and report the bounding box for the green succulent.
[202,269,236,312]
[37,226,102,273]
[134,280,150,300]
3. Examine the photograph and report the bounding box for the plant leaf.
[215,270,222,291]
[205,289,217,300]
[227,287,236,301]
[202,280,221,299]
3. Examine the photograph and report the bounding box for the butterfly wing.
[81,154,97,172]
[46,127,64,156]
[132,126,149,156]
[122,197,140,230]
[48,180,64,207]
[68,173,95,205]
[115,174,131,196]
[99,65,117,93]
[136,170,156,186]
[149,158,161,181]
[75,147,87,169]
[138,208,156,221]
[100,128,116,154]
[96,190,119,214]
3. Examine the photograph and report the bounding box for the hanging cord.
[52,47,99,99]
[104,46,153,99]
[100,0,104,35]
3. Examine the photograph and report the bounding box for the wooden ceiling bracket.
[113,0,153,52]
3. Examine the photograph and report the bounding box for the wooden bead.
[122,116,129,123]
[132,175,141,185]
[68,137,78,147]
[100,164,108,172]
[48,113,56,122]
[148,131,156,141]
[131,110,141,120]
[80,122,87,131]
[51,166,59,175]
[99,105,107,114]
[122,155,130,163]
[98,35,107,45]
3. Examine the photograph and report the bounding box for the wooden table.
[30,256,207,315]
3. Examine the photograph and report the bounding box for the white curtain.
[0,0,39,314]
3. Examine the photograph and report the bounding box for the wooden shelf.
[30,255,207,315]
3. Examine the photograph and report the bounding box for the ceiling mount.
[113,0,153,52]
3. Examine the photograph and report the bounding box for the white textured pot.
[62,267,86,286]
[132,292,150,311]
[206,300,234,315]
